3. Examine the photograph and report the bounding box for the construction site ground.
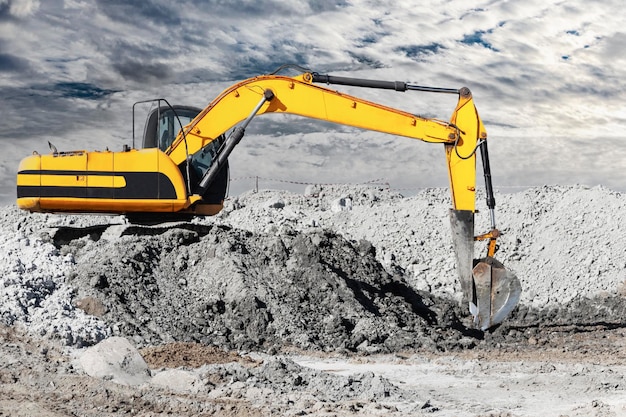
[1,184,625,416]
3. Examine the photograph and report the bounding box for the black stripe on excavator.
[17,171,178,200]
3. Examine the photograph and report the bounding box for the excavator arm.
[16,70,521,329]
[168,72,520,329]
[166,73,477,211]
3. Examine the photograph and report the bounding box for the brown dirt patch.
[140,342,261,369]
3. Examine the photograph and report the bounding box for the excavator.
[16,67,521,330]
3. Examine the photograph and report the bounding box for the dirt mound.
[64,222,466,352]
[140,341,261,368]
[1,184,625,351]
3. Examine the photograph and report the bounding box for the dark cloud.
[179,0,348,17]
[55,82,119,100]
[346,52,384,69]
[104,39,176,84]
[114,40,174,62]
[0,2,9,19]
[308,0,349,13]
[395,43,445,60]
[90,0,349,36]
[222,0,293,15]
[247,116,348,137]
[223,62,287,81]
[111,59,173,84]
[356,25,389,49]
[94,0,181,27]
[225,40,312,79]
[0,83,118,140]
[0,53,29,72]
[357,34,380,47]
[169,39,314,83]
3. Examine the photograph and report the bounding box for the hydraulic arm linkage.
[192,71,521,330]
[448,140,521,330]
[309,73,521,330]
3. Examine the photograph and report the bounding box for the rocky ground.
[1,184,625,416]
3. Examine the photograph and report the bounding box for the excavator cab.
[137,102,231,209]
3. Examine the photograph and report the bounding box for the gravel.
[1,184,625,416]
[2,184,625,350]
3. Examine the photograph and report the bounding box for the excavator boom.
[16,69,521,329]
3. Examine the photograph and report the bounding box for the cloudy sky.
[2,0,625,204]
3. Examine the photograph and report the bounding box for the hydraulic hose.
[479,140,497,229]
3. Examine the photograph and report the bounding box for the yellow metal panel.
[113,148,187,200]
[41,174,85,187]
[87,150,113,170]
[157,150,188,200]
[17,155,41,211]
[36,197,188,213]
[17,154,41,172]
[86,175,126,188]
[17,173,40,186]
[87,151,113,189]
[18,148,190,214]
[445,92,484,212]
[17,197,40,211]
[41,152,87,171]
[113,148,159,172]
[167,75,458,166]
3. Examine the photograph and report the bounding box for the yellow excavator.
[16,67,521,330]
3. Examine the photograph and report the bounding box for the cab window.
[157,110,197,151]
[190,135,226,179]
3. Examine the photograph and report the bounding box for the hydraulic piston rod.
[195,89,275,196]
[311,73,460,94]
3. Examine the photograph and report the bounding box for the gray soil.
[1,185,625,416]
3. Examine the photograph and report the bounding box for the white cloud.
[0,0,39,18]
[2,0,626,205]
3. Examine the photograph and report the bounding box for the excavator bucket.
[471,257,521,330]
[450,209,521,330]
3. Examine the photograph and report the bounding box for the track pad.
[471,257,522,330]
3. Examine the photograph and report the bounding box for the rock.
[78,336,150,386]
[151,369,203,393]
